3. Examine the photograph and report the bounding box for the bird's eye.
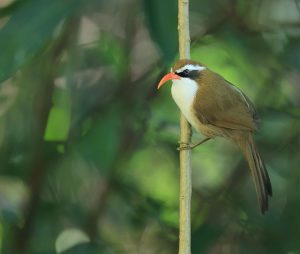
[175,69,191,77]
[182,69,189,75]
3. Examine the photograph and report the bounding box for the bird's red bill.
[157,73,180,89]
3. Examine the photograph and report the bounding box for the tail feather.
[237,134,272,214]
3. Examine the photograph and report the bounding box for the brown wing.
[194,71,258,131]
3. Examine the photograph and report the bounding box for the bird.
[157,59,272,214]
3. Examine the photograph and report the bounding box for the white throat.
[171,78,199,129]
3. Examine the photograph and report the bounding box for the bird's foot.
[177,138,211,151]
[177,142,192,151]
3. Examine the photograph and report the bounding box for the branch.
[178,0,192,254]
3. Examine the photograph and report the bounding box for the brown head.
[157,59,207,89]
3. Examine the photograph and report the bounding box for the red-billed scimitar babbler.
[157,59,272,214]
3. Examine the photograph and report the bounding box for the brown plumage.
[161,59,272,213]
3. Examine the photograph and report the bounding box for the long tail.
[237,134,272,214]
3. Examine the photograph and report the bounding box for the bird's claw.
[177,142,193,151]
[177,138,211,151]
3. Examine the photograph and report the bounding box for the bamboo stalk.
[178,0,192,254]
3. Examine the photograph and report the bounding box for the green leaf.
[44,88,71,141]
[0,0,78,82]
[44,107,71,141]
[142,0,178,63]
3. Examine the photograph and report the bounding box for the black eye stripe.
[176,69,199,79]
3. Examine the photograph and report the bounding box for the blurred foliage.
[0,0,299,253]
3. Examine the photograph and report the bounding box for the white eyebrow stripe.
[176,64,206,73]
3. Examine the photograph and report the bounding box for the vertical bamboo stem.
[178,0,192,254]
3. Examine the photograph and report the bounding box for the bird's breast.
[171,78,200,129]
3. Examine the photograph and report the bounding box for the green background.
[0,0,299,253]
